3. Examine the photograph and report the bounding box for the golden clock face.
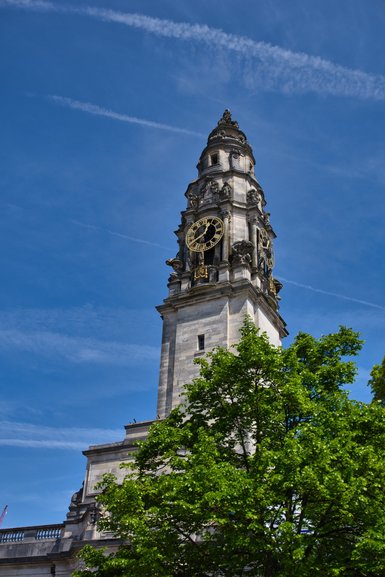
[186,216,224,252]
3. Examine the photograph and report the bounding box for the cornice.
[157,280,288,337]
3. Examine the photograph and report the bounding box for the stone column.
[218,209,231,282]
[220,209,231,262]
[248,215,258,270]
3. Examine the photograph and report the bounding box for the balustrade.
[0,524,63,543]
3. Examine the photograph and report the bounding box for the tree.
[74,320,385,577]
[369,354,385,405]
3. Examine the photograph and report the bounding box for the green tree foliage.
[74,321,385,577]
[368,354,385,405]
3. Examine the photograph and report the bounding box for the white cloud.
[0,439,89,449]
[0,0,51,7]
[0,328,159,365]
[3,1,385,101]
[48,96,204,137]
[0,305,161,366]
[0,420,122,450]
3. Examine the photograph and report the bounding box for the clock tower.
[0,110,288,577]
[157,110,287,418]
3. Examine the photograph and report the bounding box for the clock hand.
[194,222,210,242]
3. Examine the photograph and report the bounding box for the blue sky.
[0,0,384,528]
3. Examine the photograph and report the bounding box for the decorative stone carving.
[210,129,226,141]
[89,503,100,525]
[267,276,282,301]
[196,179,221,205]
[199,179,207,192]
[273,278,283,295]
[220,208,231,220]
[257,227,274,277]
[209,180,219,194]
[194,254,208,281]
[229,149,244,170]
[219,182,232,200]
[247,188,261,207]
[187,190,199,209]
[166,258,183,277]
[266,250,274,270]
[67,484,83,520]
[217,109,239,128]
[259,227,270,250]
[232,240,253,265]
[208,265,218,283]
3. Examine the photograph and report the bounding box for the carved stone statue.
[232,240,253,265]
[263,212,271,226]
[269,275,276,295]
[208,265,218,283]
[273,278,283,295]
[89,503,100,525]
[67,484,84,519]
[266,249,274,270]
[218,109,239,128]
[166,258,183,276]
[259,227,270,250]
[197,179,219,205]
[209,180,219,194]
[187,190,199,209]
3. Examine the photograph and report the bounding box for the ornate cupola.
[157,110,287,418]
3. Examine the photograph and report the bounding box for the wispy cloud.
[0,0,52,7]
[48,96,204,137]
[0,420,122,450]
[0,328,159,365]
[70,219,172,250]
[278,276,385,312]
[0,305,157,341]
[3,0,385,101]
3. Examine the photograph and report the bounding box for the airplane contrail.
[278,276,385,312]
[2,0,385,101]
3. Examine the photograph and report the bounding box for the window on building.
[197,334,205,351]
[210,153,218,165]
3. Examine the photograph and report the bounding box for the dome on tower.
[197,109,255,176]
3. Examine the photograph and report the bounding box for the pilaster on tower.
[157,110,287,419]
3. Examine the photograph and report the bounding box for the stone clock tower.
[157,110,287,418]
[0,111,288,577]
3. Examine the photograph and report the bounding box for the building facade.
[0,110,286,576]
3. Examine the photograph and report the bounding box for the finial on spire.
[218,109,239,129]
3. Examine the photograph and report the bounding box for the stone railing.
[0,524,63,544]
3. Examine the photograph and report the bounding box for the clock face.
[186,216,224,252]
